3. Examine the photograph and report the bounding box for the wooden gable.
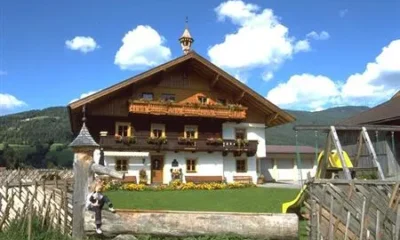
[68,51,295,133]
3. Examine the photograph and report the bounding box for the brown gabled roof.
[339,91,400,125]
[68,51,295,127]
[266,145,317,154]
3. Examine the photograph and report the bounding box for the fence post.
[310,200,318,240]
[69,121,123,239]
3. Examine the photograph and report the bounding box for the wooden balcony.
[99,136,258,157]
[128,100,247,120]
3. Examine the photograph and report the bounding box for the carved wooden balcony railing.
[128,100,247,120]
[99,136,258,157]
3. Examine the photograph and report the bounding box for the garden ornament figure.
[86,181,116,234]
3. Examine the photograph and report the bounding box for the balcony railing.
[99,136,258,157]
[128,100,247,120]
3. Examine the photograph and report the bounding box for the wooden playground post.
[69,118,124,240]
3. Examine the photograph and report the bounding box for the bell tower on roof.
[179,17,194,55]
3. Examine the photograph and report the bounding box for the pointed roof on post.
[69,122,99,148]
[69,105,99,148]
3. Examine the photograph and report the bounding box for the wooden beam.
[266,113,279,125]
[235,91,245,102]
[354,132,364,167]
[361,127,385,180]
[319,131,332,179]
[330,126,352,180]
[210,75,220,88]
[294,125,400,132]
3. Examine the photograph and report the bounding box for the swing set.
[282,124,400,214]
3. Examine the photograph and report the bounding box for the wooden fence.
[305,179,400,239]
[0,169,73,185]
[0,169,74,237]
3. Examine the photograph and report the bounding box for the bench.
[185,176,224,184]
[233,176,253,184]
[121,175,137,184]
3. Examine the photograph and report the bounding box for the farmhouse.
[67,25,295,184]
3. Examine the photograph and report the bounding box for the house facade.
[262,145,317,183]
[68,26,295,184]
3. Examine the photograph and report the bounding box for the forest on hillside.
[0,105,369,169]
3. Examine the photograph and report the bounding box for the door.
[277,159,295,181]
[151,156,164,183]
[260,158,274,181]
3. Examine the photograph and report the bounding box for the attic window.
[161,93,175,102]
[198,96,208,104]
[142,92,153,101]
[217,98,226,105]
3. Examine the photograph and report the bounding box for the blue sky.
[1,0,400,115]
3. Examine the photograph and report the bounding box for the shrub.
[104,181,256,192]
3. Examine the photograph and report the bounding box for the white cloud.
[0,70,7,76]
[69,90,100,104]
[266,74,340,110]
[114,25,172,70]
[208,0,309,72]
[0,93,26,109]
[262,72,274,82]
[294,40,311,53]
[306,31,330,41]
[339,9,348,18]
[65,36,99,53]
[266,39,400,110]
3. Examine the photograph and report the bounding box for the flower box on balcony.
[235,139,249,147]
[129,99,247,120]
[178,137,195,145]
[206,137,223,145]
[147,136,168,145]
[122,136,136,145]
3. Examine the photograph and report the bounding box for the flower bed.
[103,180,256,192]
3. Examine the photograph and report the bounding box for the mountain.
[0,107,72,145]
[0,106,369,146]
[265,106,370,146]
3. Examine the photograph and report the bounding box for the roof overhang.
[67,51,295,132]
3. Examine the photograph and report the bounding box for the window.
[236,159,247,173]
[151,124,165,138]
[142,92,153,100]
[198,96,208,104]
[235,128,246,140]
[115,159,128,172]
[115,122,131,137]
[161,93,175,101]
[217,98,226,105]
[184,125,198,139]
[186,159,197,172]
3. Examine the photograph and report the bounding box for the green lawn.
[106,187,308,239]
[106,187,298,213]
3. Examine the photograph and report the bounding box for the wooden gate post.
[70,121,124,240]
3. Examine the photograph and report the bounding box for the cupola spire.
[179,17,194,55]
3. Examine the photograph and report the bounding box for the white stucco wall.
[94,149,151,184]
[222,122,266,158]
[223,154,257,184]
[163,152,224,184]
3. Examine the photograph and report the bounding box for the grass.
[106,187,298,213]
[106,187,309,239]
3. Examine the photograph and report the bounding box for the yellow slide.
[281,150,353,214]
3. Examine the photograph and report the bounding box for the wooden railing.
[128,101,247,120]
[99,136,258,156]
